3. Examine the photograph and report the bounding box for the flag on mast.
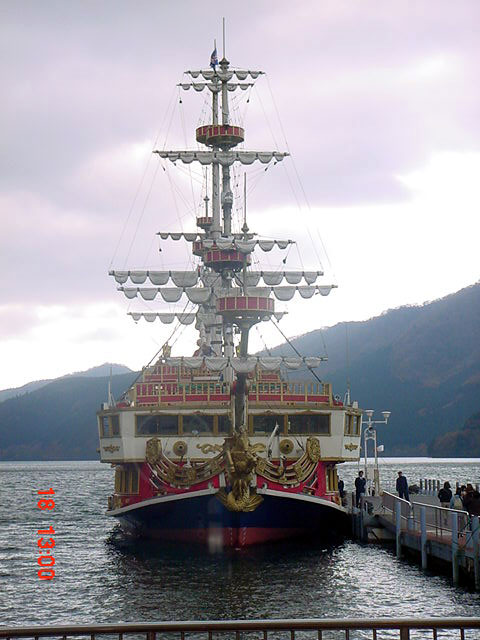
[210,45,218,69]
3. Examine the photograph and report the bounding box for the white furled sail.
[154,235,293,253]
[119,285,335,303]
[185,69,264,81]
[128,312,196,325]
[110,270,200,287]
[179,82,254,92]
[163,355,327,372]
[235,271,324,287]
[154,150,289,167]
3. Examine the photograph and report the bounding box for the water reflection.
[2,461,480,628]
[103,530,480,624]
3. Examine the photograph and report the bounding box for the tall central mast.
[211,68,221,238]
[220,57,233,237]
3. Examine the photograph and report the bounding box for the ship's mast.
[211,70,221,237]
[220,56,233,238]
[143,52,336,434]
[111,45,338,441]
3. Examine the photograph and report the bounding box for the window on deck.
[136,414,178,435]
[253,414,281,434]
[183,414,214,434]
[288,413,330,435]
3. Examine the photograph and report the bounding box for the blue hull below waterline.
[108,489,348,547]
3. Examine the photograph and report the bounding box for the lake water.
[2,459,480,632]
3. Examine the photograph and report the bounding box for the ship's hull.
[108,489,348,548]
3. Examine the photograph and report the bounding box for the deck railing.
[1,619,480,640]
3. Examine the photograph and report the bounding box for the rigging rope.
[268,316,324,385]
[109,85,177,270]
[265,75,335,280]
[122,160,161,270]
[178,87,197,224]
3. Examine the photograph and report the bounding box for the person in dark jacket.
[466,491,480,517]
[438,481,452,508]
[396,471,409,501]
[463,484,475,513]
[355,470,366,507]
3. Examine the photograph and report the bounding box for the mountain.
[0,284,478,460]
[0,371,138,460]
[265,282,480,456]
[0,363,132,403]
[430,411,480,457]
[0,379,53,404]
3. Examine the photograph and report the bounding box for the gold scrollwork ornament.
[306,437,321,463]
[196,443,223,454]
[145,438,162,464]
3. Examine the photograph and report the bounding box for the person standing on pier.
[396,471,410,501]
[355,470,366,507]
[438,481,452,508]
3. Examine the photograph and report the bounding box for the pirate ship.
[97,45,362,547]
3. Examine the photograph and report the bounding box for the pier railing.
[409,501,470,541]
[365,491,480,586]
[380,491,471,541]
[2,619,480,640]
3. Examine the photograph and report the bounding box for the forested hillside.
[267,283,480,455]
[0,372,137,460]
[0,283,478,459]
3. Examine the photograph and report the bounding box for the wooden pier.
[351,489,480,588]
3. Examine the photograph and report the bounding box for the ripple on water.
[2,460,480,630]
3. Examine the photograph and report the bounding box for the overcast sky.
[1,0,479,390]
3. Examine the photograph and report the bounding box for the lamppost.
[363,409,391,496]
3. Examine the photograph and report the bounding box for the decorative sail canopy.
[164,355,327,373]
[119,285,335,303]
[110,270,200,286]
[155,234,294,253]
[234,271,324,286]
[221,285,336,299]
[154,150,288,166]
[127,311,286,324]
[157,232,203,241]
[186,69,264,81]
[119,287,211,303]
[156,232,255,241]
[128,312,196,325]
[179,82,254,92]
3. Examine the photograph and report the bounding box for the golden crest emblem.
[279,438,294,455]
[173,440,187,457]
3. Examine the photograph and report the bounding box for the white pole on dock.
[420,507,427,569]
[451,512,459,585]
[396,501,402,558]
[472,516,480,590]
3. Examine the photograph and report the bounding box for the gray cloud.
[2,0,480,336]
